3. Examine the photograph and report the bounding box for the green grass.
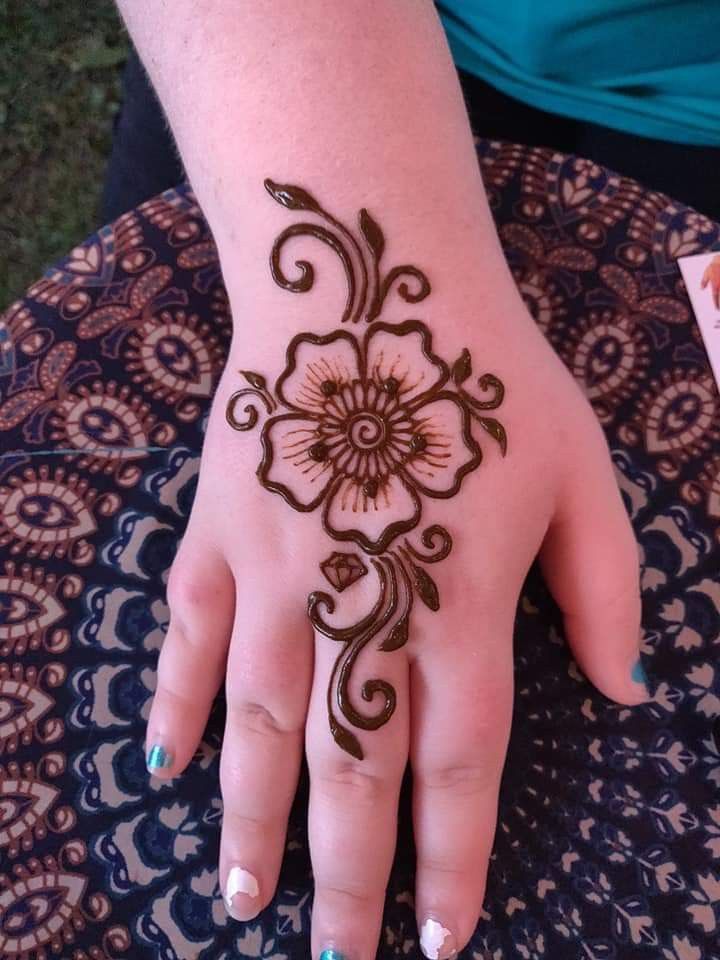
[0,0,128,307]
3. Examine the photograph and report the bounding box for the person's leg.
[457,68,720,220]
[576,124,720,221]
[101,45,186,223]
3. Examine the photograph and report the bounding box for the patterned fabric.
[0,142,719,959]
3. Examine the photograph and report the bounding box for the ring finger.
[411,597,515,959]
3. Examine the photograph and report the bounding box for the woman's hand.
[143,181,648,960]
[115,3,646,955]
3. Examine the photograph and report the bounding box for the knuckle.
[151,681,189,710]
[576,555,640,617]
[219,806,278,840]
[415,762,494,797]
[229,700,302,739]
[166,546,230,622]
[315,879,377,908]
[415,853,472,878]
[166,560,209,617]
[601,573,641,609]
[315,760,392,807]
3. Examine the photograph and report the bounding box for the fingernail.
[631,658,648,688]
[146,744,173,771]
[420,918,457,959]
[319,950,349,960]
[224,866,260,920]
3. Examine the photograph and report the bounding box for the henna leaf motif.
[359,208,385,261]
[264,179,321,213]
[331,721,364,761]
[240,370,268,391]
[477,416,508,455]
[408,561,440,612]
[379,615,409,652]
[452,348,472,385]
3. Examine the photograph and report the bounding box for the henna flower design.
[257,320,483,554]
[226,179,508,759]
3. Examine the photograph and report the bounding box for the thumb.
[539,422,649,706]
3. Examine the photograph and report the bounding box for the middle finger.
[306,558,410,960]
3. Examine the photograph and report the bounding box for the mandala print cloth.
[0,142,719,960]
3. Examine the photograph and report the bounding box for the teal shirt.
[437,1,720,146]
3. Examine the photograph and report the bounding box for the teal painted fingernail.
[319,950,348,960]
[631,658,648,687]
[147,744,173,770]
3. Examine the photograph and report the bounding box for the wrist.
[214,177,530,361]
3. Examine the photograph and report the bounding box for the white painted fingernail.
[420,918,457,959]
[224,866,260,920]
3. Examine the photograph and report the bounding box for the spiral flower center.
[346,412,387,451]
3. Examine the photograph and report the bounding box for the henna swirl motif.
[227,181,508,758]
[225,371,277,430]
[264,178,431,324]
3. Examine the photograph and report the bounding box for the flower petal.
[364,320,449,406]
[276,330,361,414]
[259,413,334,510]
[323,472,421,554]
[402,393,481,497]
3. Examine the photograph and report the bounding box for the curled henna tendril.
[400,524,453,563]
[270,222,358,325]
[460,373,505,410]
[226,388,275,432]
[309,566,388,644]
[458,375,508,455]
[318,557,400,760]
[226,370,277,431]
[264,178,431,324]
[371,265,432,322]
[313,526,452,759]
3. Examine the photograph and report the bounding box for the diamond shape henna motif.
[320,552,368,593]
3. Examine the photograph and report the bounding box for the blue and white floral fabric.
[0,143,719,959]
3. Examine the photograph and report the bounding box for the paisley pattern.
[0,143,718,957]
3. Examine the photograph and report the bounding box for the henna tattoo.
[253,319,499,554]
[264,179,431,324]
[320,552,368,592]
[225,371,277,431]
[227,181,508,759]
[309,527,453,759]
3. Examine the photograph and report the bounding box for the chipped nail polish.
[420,918,457,959]
[224,866,260,919]
[631,658,648,687]
[319,950,348,960]
[146,744,173,770]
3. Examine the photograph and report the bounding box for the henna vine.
[264,178,431,324]
[227,181,507,759]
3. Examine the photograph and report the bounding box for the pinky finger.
[539,420,647,707]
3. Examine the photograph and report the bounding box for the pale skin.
[115,3,650,958]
